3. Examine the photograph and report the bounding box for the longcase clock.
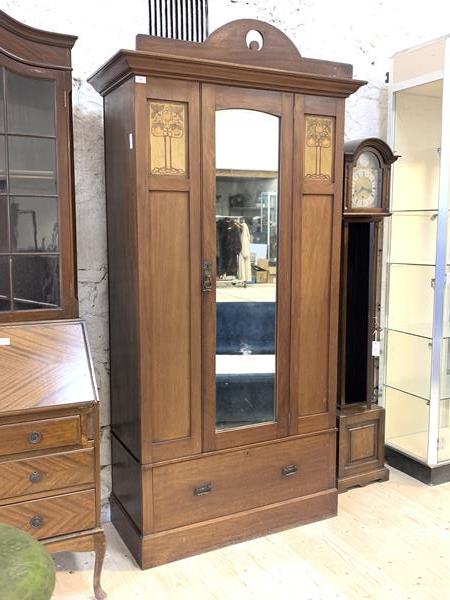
[337,137,398,493]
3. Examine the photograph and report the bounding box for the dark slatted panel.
[149,0,208,42]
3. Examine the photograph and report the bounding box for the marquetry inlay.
[149,101,187,176]
[304,116,334,182]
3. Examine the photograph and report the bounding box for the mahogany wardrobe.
[90,19,364,568]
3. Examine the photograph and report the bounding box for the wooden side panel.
[297,195,332,417]
[103,79,141,458]
[147,192,191,442]
[111,434,143,531]
[137,78,201,463]
[291,95,344,436]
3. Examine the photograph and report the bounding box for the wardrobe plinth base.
[111,489,337,569]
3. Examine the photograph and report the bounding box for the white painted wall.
[1,0,450,518]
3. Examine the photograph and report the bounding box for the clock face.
[351,151,382,209]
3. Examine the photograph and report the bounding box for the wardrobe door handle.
[202,261,213,292]
[194,482,213,496]
[281,464,298,477]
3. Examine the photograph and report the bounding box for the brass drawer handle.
[30,515,44,529]
[28,431,43,445]
[194,482,213,496]
[281,464,298,477]
[29,471,42,484]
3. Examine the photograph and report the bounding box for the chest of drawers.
[0,320,106,599]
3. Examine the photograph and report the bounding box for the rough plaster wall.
[1,0,450,520]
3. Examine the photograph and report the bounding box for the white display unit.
[383,35,450,483]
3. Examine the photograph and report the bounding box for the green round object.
[0,524,55,600]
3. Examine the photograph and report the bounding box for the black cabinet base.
[385,445,450,485]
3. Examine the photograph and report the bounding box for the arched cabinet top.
[89,19,366,97]
[0,9,77,71]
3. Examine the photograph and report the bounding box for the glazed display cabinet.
[90,20,364,567]
[0,10,78,323]
[383,35,450,483]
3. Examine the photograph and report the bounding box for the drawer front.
[0,448,94,501]
[153,432,333,531]
[0,415,81,456]
[0,489,96,540]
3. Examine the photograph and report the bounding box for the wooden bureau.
[0,320,106,599]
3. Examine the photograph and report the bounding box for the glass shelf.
[389,212,437,265]
[387,264,434,338]
[385,330,432,401]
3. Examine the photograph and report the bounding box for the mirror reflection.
[215,109,279,430]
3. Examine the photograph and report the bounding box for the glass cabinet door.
[0,67,61,314]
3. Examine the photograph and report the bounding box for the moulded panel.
[149,101,187,176]
[296,195,332,417]
[149,191,192,443]
[387,264,434,338]
[385,386,429,461]
[304,116,334,182]
[385,330,431,400]
[389,212,437,265]
[392,88,441,211]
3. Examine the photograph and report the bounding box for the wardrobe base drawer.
[0,489,96,540]
[153,431,334,531]
[0,448,94,501]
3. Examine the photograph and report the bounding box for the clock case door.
[339,138,398,409]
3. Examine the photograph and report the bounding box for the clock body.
[343,138,397,216]
[337,138,397,493]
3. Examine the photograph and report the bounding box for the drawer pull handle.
[194,482,213,496]
[29,471,42,484]
[28,431,43,445]
[30,515,44,529]
[281,464,298,477]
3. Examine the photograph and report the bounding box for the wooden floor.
[53,467,450,600]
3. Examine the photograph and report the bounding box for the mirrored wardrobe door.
[202,85,293,451]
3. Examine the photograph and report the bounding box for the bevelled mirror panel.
[6,71,55,136]
[215,109,279,430]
